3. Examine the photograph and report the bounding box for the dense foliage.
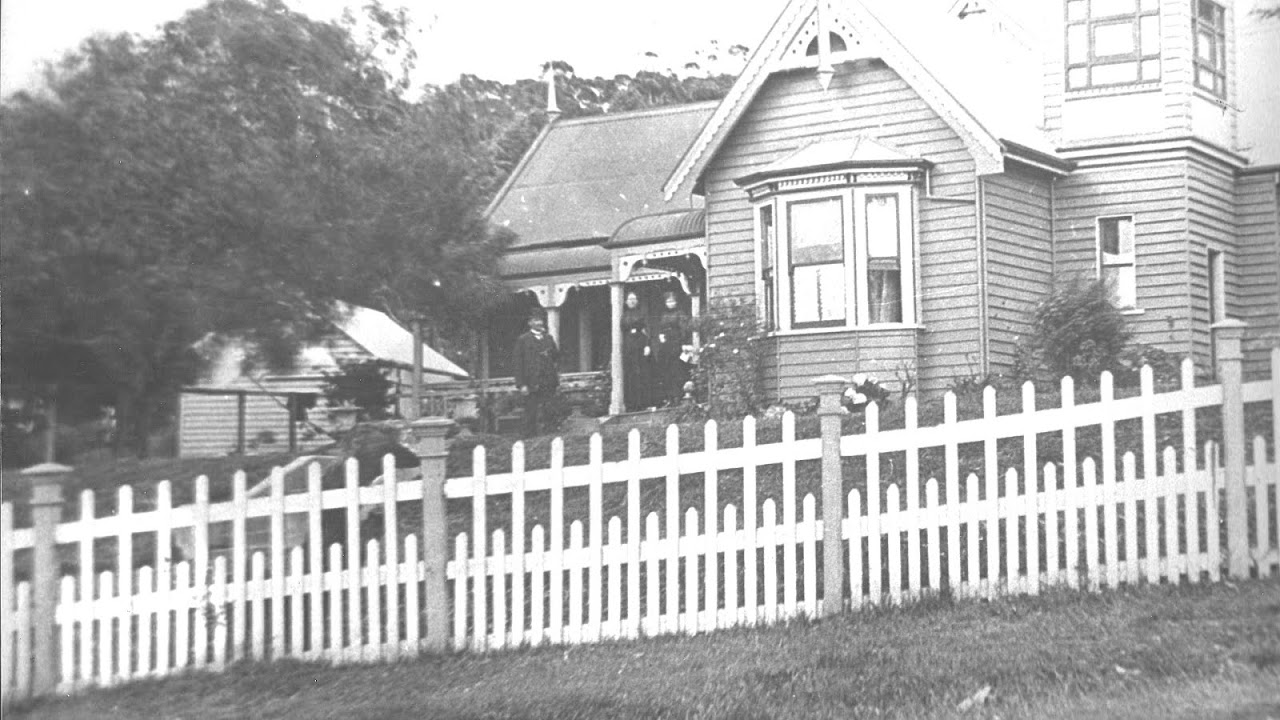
[0,0,738,458]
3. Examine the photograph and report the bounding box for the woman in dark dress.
[653,291,691,406]
[620,291,652,411]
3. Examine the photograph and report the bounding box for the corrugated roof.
[604,209,706,249]
[488,102,717,249]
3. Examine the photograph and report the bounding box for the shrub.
[688,299,768,420]
[1014,277,1132,385]
[322,360,396,421]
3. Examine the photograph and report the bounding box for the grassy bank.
[11,578,1279,719]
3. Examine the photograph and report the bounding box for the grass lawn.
[11,578,1279,719]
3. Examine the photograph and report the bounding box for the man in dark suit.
[513,314,560,437]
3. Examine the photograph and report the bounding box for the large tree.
[0,0,508,456]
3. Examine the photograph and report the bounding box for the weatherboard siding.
[1186,154,1239,369]
[702,61,980,400]
[1052,159,1192,358]
[982,165,1055,376]
[1236,172,1280,378]
[179,393,326,458]
[760,329,919,402]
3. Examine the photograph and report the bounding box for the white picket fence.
[2,352,1277,703]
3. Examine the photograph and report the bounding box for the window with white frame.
[754,185,916,332]
[1065,0,1162,90]
[1193,0,1227,97]
[1098,216,1137,308]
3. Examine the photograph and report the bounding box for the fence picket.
[587,438,603,643]
[328,544,343,659]
[1139,367,1160,585]
[58,576,74,691]
[549,439,565,646]
[606,518,622,640]
[886,484,902,605]
[343,458,363,659]
[924,480,940,595]
[1186,453,1203,584]
[193,475,210,668]
[802,495,818,617]
[307,466,323,659]
[964,474,979,596]
[366,540,381,660]
[742,416,758,627]
[945,463,960,597]
[868,404,884,604]
[1206,442,1222,583]
[250,553,265,660]
[624,432,640,639]
[405,535,420,651]
[1022,383,1040,596]
[470,447,487,652]
[664,424,680,635]
[1249,437,1272,570]
[269,467,286,660]
[77,490,94,685]
[530,525,546,647]
[1162,447,1182,582]
[174,561,190,669]
[1062,377,1080,589]
[97,573,112,686]
[452,534,467,650]
[1044,464,1060,587]
[704,421,719,631]
[290,547,304,658]
[1122,453,1140,586]
[645,513,661,636]
[115,486,133,681]
[510,442,526,647]
[782,412,798,615]
[568,520,585,644]
[382,458,399,660]
[1004,469,1020,594]
[763,499,778,623]
[724,505,738,627]
[849,490,863,608]
[211,556,228,669]
[982,387,999,597]
[905,396,921,598]
[683,508,699,633]
[231,471,247,662]
[156,482,172,675]
[1,505,13,701]
[1102,454,1120,589]
[492,529,507,649]
[136,566,152,681]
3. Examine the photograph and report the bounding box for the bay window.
[753,184,917,333]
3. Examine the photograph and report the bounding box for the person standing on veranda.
[621,290,652,411]
[653,290,691,407]
[513,314,560,437]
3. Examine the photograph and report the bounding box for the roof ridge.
[553,99,720,127]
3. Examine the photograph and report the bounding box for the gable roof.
[333,303,468,379]
[487,102,717,249]
[663,0,1056,200]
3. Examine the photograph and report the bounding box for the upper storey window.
[1194,0,1227,97]
[1065,0,1161,90]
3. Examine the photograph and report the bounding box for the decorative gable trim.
[663,0,1007,201]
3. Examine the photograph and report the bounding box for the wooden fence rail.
[2,337,1276,704]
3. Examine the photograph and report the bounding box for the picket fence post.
[401,417,455,651]
[1212,319,1247,578]
[814,375,847,617]
[21,462,71,696]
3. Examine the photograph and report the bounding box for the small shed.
[178,303,467,457]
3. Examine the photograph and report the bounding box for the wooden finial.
[545,63,561,121]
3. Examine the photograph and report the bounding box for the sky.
[0,0,780,97]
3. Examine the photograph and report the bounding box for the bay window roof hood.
[735,135,932,189]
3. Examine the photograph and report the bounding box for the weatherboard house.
[477,0,1279,416]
